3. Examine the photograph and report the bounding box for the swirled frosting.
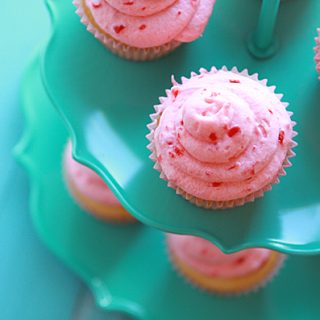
[315,28,320,78]
[152,68,294,202]
[64,142,121,206]
[82,0,216,48]
[167,234,271,278]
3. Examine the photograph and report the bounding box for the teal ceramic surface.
[42,0,320,254]
[16,55,320,320]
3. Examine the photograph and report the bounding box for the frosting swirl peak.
[179,87,255,163]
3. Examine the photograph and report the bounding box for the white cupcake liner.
[314,28,320,79]
[73,0,181,61]
[146,66,298,209]
[165,236,287,296]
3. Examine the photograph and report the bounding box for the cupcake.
[315,28,320,78]
[63,141,136,223]
[167,234,285,295]
[147,67,296,209]
[74,0,216,61]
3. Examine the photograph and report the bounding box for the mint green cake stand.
[41,0,320,254]
[16,54,320,320]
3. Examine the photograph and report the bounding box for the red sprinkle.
[201,248,209,255]
[209,132,217,142]
[278,130,285,144]
[92,2,101,8]
[168,151,175,159]
[180,120,184,126]
[123,1,134,5]
[236,257,245,264]
[174,147,184,156]
[166,141,173,145]
[229,79,240,83]
[228,163,238,170]
[157,154,162,162]
[205,171,211,176]
[268,109,273,114]
[141,6,146,10]
[171,88,179,98]
[113,25,126,34]
[211,182,222,187]
[177,11,182,16]
[139,24,146,30]
[227,126,241,137]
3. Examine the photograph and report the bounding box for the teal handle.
[248,0,281,58]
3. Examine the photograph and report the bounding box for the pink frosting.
[153,68,294,202]
[315,28,320,78]
[64,142,121,207]
[84,0,216,48]
[167,234,272,278]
